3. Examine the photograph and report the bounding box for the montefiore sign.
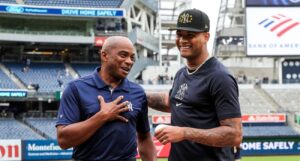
[23,140,72,160]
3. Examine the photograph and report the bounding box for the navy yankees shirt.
[56,67,149,160]
[169,57,241,161]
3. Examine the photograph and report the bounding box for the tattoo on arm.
[184,118,242,147]
[146,92,170,112]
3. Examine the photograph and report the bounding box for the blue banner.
[23,140,73,160]
[0,4,124,17]
[0,90,27,97]
[241,139,300,156]
[246,0,300,6]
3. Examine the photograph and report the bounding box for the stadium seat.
[24,117,57,139]
[239,87,276,114]
[243,125,300,137]
[4,62,73,92]
[71,63,99,78]
[0,69,19,89]
[0,118,45,139]
[264,88,300,112]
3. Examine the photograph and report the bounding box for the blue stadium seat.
[0,69,19,89]
[243,126,300,137]
[71,63,99,78]
[264,88,300,112]
[0,0,17,4]
[4,62,73,92]
[0,118,45,139]
[24,117,57,139]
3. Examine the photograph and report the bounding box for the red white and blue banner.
[246,7,300,56]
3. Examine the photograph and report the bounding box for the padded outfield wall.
[1,137,300,161]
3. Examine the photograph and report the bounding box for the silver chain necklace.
[186,56,211,75]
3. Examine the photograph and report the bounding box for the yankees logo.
[179,13,192,24]
[175,83,188,100]
[126,101,133,111]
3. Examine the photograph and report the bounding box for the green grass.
[242,156,300,161]
[138,156,300,161]
[137,159,167,161]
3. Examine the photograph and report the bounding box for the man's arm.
[137,132,156,161]
[146,92,170,112]
[155,117,242,147]
[57,96,129,149]
[184,117,242,147]
[57,114,108,149]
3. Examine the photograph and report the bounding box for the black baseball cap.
[169,8,210,32]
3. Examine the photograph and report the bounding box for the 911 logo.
[258,14,300,37]
[0,145,19,158]
[0,140,21,160]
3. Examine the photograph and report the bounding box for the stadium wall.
[1,137,300,161]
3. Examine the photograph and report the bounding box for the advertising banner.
[136,138,170,158]
[152,115,171,124]
[23,140,72,160]
[241,138,300,155]
[246,7,300,56]
[246,0,300,6]
[242,114,286,123]
[0,90,27,98]
[94,37,107,47]
[153,138,171,158]
[0,4,125,17]
[141,138,300,157]
[0,140,21,161]
[152,114,286,124]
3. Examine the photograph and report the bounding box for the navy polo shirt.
[56,67,149,161]
[169,57,241,161]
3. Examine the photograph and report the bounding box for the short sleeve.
[210,72,241,121]
[56,82,82,126]
[136,93,150,133]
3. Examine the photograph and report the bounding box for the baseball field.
[138,155,300,161]
[242,156,300,161]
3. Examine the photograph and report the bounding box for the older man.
[56,36,156,161]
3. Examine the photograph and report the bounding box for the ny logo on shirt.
[126,102,133,111]
[175,83,188,100]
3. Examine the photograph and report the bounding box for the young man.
[56,36,156,161]
[147,9,242,161]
